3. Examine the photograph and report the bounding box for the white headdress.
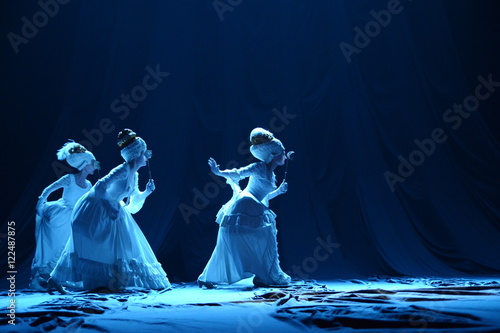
[57,141,97,170]
[117,129,147,162]
[249,128,285,163]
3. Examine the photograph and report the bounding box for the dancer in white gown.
[30,142,99,290]
[198,128,291,288]
[51,129,171,291]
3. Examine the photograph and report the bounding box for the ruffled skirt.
[199,192,290,286]
[51,194,171,290]
[30,199,73,289]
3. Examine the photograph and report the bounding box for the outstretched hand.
[208,157,222,176]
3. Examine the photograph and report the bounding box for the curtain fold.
[2,0,499,287]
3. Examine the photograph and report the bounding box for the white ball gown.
[30,174,91,289]
[51,163,171,290]
[199,162,291,286]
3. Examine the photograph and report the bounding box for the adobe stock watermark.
[212,0,243,22]
[285,234,340,279]
[339,0,405,64]
[236,303,269,333]
[408,307,438,332]
[236,290,297,333]
[7,0,71,54]
[384,73,499,192]
[51,64,169,177]
[178,105,297,224]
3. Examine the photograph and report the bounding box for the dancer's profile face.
[272,151,286,166]
[83,163,97,174]
[135,151,147,167]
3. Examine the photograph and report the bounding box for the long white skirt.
[199,192,290,286]
[30,199,73,288]
[51,194,171,290]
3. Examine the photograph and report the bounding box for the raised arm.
[208,157,259,183]
[39,175,70,201]
[36,175,71,215]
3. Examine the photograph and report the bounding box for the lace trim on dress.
[54,254,171,291]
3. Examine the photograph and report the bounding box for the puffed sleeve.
[125,172,146,214]
[219,162,262,183]
[39,174,71,202]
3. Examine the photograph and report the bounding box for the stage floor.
[2,277,500,332]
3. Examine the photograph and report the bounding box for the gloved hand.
[208,157,222,176]
[276,180,288,195]
[146,179,155,193]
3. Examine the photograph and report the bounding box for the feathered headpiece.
[249,128,284,163]
[57,141,97,170]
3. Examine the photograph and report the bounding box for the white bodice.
[245,168,276,201]
[101,163,137,202]
[63,174,92,206]
[39,173,91,207]
[91,163,146,214]
[232,162,277,202]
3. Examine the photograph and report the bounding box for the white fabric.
[56,141,96,170]
[120,137,146,162]
[250,139,284,163]
[51,163,170,290]
[30,174,91,289]
[66,151,96,170]
[199,162,291,286]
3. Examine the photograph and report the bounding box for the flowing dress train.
[51,163,170,290]
[30,174,91,289]
[199,162,290,286]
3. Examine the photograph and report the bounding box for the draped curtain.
[2,0,499,286]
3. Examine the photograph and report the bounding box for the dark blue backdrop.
[2,0,500,287]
